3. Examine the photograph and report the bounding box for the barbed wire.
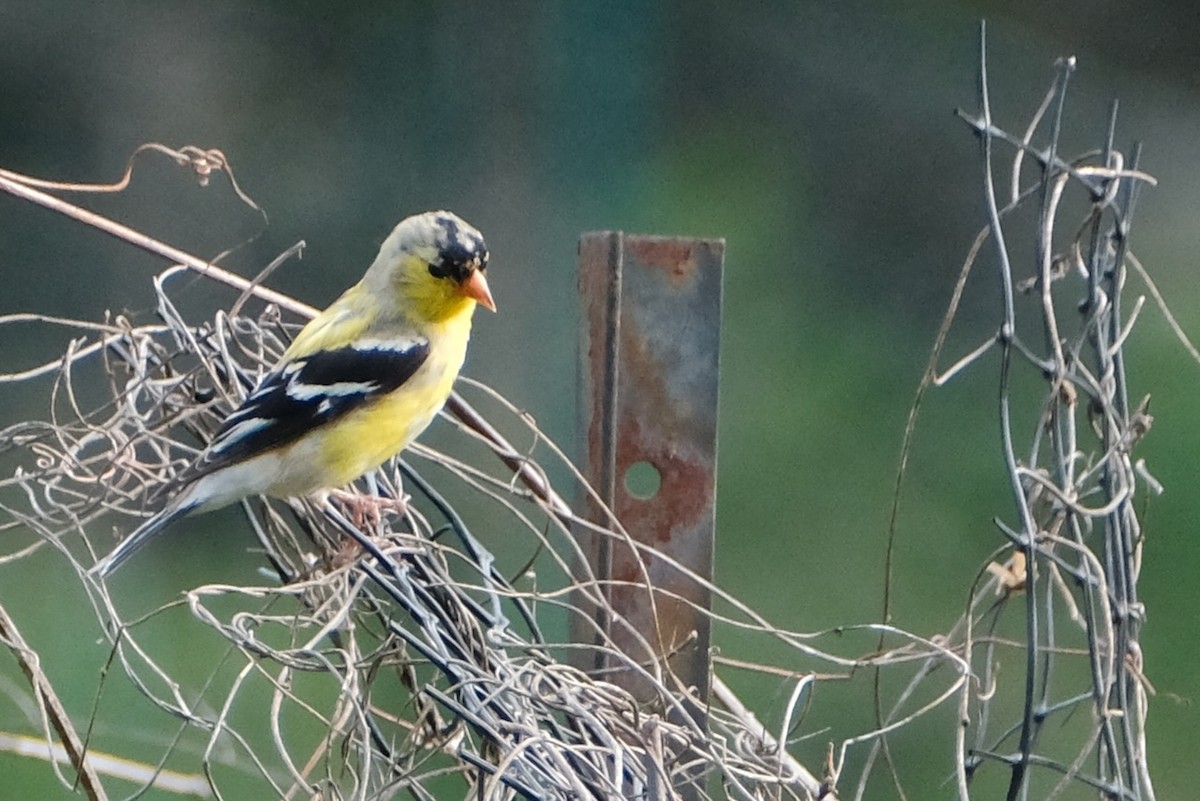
[876,27,1164,801]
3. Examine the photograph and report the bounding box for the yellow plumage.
[90,210,495,577]
[306,299,474,489]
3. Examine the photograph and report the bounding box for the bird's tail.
[89,501,197,579]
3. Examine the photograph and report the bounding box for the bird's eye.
[428,248,486,282]
[422,260,458,281]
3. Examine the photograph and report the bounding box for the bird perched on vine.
[91,210,495,578]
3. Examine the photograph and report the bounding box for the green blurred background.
[2,1,1198,797]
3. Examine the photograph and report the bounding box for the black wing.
[186,336,430,481]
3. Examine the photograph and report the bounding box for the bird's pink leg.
[325,488,408,529]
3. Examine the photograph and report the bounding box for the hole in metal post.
[624,461,662,500]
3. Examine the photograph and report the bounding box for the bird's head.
[367,210,495,323]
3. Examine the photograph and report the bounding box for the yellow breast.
[310,313,470,490]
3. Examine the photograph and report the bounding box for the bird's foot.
[326,488,409,529]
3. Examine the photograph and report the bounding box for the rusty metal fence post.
[575,231,724,783]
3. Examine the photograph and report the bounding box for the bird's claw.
[327,489,409,529]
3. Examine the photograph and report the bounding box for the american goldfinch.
[91,210,495,578]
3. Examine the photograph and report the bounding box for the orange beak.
[459,270,496,312]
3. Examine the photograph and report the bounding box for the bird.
[90,210,495,578]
